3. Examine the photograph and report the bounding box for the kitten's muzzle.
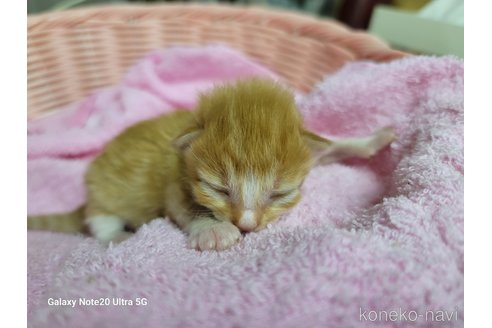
[237,210,258,232]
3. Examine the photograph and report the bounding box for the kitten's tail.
[27,206,87,234]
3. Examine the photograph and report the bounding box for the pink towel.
[27,46,463,328]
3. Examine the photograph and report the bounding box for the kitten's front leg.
[185,217,242,251]
[164,183,241,251]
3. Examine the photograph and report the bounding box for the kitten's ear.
[173,128,202,151]
[302,129,334,159]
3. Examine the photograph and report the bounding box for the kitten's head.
[174,79,331,232]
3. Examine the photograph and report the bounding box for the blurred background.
[27,0,463,57]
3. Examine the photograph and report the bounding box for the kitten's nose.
[237,210,258,232]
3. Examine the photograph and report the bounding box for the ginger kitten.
[28,79,395,251]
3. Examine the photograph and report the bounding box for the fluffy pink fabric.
[27,46,463,328]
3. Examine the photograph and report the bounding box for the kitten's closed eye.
[270,189,297,201]
[200,179,230,197]
[213,187,230,197]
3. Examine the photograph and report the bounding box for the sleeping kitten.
[28,79,395,251]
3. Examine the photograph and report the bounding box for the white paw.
[370,127,396,154]
[87,215,125,242]
[187,220,241,251]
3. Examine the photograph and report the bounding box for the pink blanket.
[27,46,463,328]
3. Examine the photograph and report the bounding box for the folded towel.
[27,46,463,328]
